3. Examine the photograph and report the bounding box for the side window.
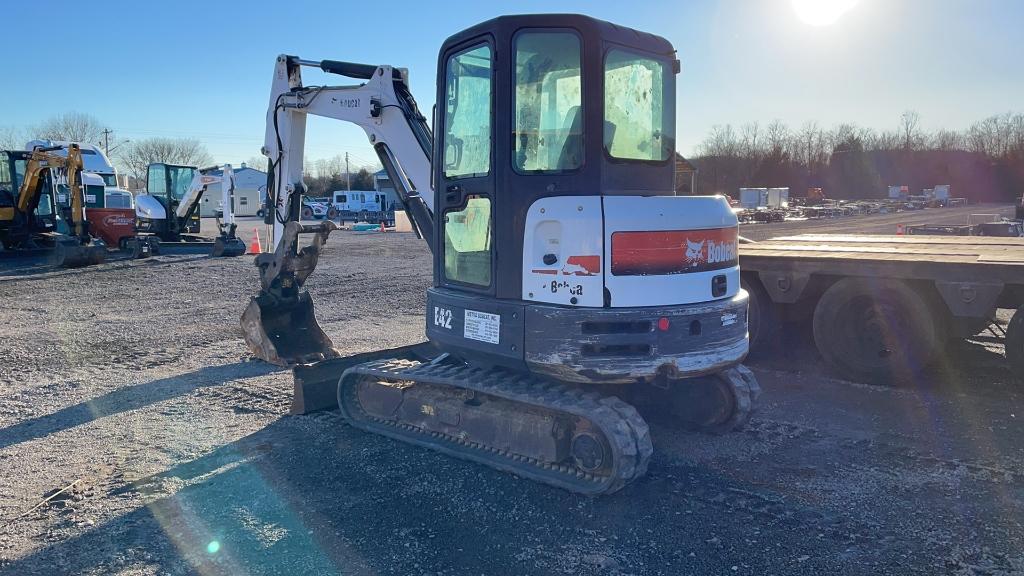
[240,196,248,206]
[0,154,11,190]
[148,164,167,196]
[513,31,583,172]
[604,49,672,161]
[443,44,492,179]
[444,196,492,287]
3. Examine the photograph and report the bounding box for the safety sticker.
[464,309,500,345]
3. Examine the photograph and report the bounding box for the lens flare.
[207,540,220,554]
[791,0,860,26]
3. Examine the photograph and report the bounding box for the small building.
[198,163,267,217]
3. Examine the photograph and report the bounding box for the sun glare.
[791,0,860,26]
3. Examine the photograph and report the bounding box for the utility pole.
[345,152,351,190]
[101,128,113,155]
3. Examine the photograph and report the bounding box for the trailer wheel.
[812,278,941,385]
[302,207,313,220]
[1007,305,1024,381]
[742,275,779,357]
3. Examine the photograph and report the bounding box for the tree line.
[1,112,380,194]
[691,111,1024,202]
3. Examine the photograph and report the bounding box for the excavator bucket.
[210,235,247,257]
[241,292,338,366]
[54,238,106,268]
[240,221,340,366]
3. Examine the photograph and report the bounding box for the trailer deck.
[739,234,1024,384]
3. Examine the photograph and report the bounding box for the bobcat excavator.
[241,14,760,494]
[0,144,107,267]
[133,163,247,257]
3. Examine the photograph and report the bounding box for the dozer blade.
[210,236,247,257]
[54,239,106,268]
[241,291,339,366]
[290,341,437,414]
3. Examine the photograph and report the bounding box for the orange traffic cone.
[896,223,905,236]
[380,221,386,233]
[248,227,262,254]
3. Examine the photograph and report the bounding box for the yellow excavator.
[0,144,107,267]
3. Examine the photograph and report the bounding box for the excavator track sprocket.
[338,358,653,495]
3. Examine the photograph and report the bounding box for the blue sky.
[2,0,1021,167]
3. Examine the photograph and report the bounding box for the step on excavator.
[0,144,107,267]
[241,14,760,494]
[132,163,247,257]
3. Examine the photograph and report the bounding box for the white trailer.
[766,188,789,209]
[739,188,767,209]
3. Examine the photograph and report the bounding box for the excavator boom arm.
[262,55,434,251]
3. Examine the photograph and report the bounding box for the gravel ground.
[0,216,1023,575]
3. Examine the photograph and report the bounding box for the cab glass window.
[444,196,492,287]
[604,49,673,161]
[513,32,583,173]
[148,164,167,196]
[444,44,492,179]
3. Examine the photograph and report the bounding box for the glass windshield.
[444,44,492,179]
[100,174,117,187]
[168,166,197,200]
[604,49,673,161]
[513,31,583,173]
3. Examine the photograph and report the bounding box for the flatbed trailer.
[739,234,1024,383]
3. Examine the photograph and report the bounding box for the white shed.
[198,163,267,217]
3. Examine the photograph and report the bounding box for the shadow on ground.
[0,361,280,451]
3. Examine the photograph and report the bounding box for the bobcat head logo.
[685,239,705,267]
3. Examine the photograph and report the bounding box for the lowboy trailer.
[740,234,1024,384]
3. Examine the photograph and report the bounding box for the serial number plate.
[464,309,500,345]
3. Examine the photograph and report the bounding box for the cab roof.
[442,13,675,57]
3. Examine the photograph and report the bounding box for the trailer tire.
[812,278,941,385]
[742,275,779,358]
[1007,305,1024,381]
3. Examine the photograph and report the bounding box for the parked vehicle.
[327,189,390,223]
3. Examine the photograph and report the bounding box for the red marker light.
[657,317,670,332]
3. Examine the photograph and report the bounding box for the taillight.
[611,227,738,276]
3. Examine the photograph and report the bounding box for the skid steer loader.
[242,14,760,494]
[0,144,106,267]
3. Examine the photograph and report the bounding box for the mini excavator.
[241,14,760,494]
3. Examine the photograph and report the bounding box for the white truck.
[327,189,390,223]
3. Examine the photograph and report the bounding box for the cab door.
[435,38,495,295]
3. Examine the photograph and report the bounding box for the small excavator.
[241,14,760,494]
[0,144,107,267]
[133,163,247,257]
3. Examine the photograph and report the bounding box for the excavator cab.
[137,163,202,239]
[424,16,748,385]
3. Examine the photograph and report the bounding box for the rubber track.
[339,359,653,495]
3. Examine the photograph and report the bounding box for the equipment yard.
[1,212,1022,575]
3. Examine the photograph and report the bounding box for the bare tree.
[35,112,109,144]
[244,155,269,171]
[899,110,922,151]
[0,125,24,150]
[116,137,213,183]
[764,119,789,155]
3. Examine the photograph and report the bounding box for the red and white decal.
[102,214,135,227]
[531,255,601,276]
[611,227,738,276]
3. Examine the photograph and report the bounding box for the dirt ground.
[1,211,1023,575]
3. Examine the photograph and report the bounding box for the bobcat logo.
[684,239,705,268]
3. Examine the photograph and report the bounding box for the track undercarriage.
[292,347,759,495]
